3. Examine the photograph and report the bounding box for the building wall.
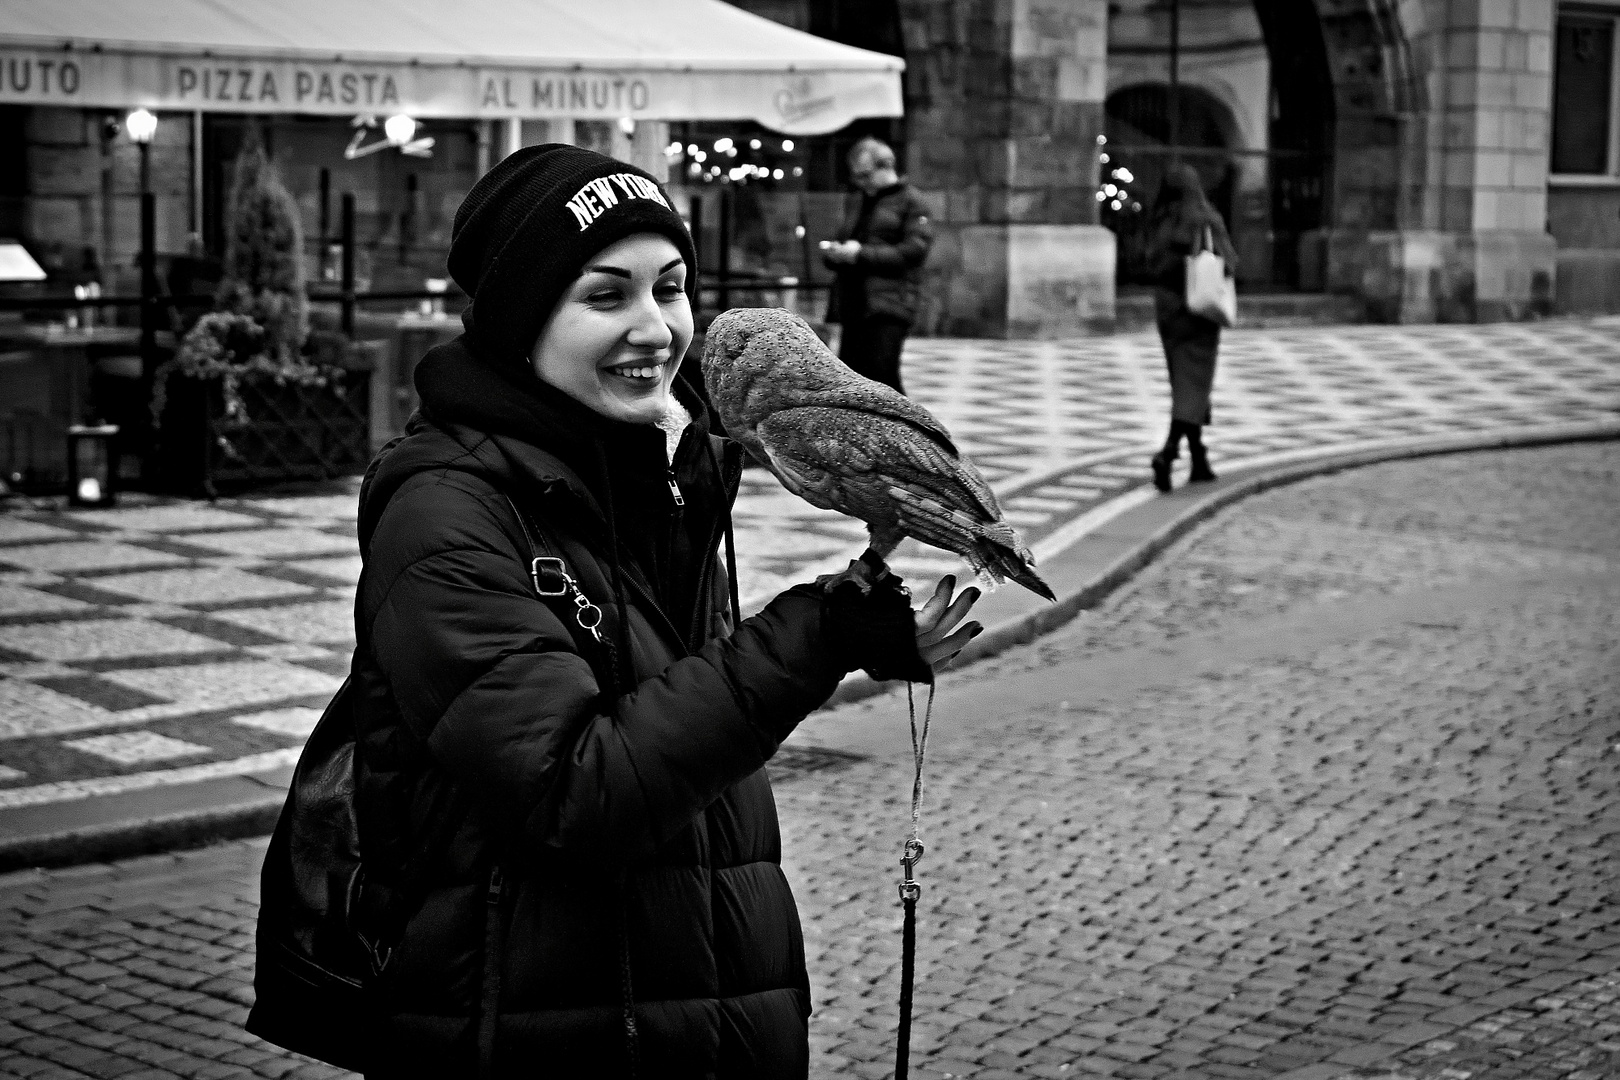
[21,107,193,290]
[1318,0,1561,321]
[898,0,1114,336]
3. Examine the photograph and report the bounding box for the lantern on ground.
[66,424,120,508]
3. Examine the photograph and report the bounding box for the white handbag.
[1185,225,1237,327]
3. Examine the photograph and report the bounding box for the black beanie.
[447,144,697,366]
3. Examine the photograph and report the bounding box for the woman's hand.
[914,575,983,673]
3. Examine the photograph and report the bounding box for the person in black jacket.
[1146,162,1238,492]
[347,144,980,1079]
[821,137,934,394]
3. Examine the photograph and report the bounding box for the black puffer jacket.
[823,181,934,325]
[350,340,850,1078]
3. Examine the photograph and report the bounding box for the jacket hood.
[357,334,711,558]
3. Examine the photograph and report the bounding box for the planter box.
[152,369,372,497]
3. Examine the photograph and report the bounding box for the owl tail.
[987,548,1056,601]
[969,532,1056,601]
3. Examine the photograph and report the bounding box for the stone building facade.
[6,1,1615,336]
[744,0,1614,336]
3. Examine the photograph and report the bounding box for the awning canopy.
[0,0,904,135]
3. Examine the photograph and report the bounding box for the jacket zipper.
[666,469,685,507]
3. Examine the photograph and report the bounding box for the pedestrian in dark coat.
[821,136,933,395]
[347,145,981,1079]
[1147,162,1238,492]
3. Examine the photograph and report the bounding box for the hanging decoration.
[344,114,436,159]
[667,127,803,186]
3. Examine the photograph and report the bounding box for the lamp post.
[127,108,156,191]
[125,109,159,417]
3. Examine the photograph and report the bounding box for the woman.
[348,145,980,1078]
[1146,162,1238,493]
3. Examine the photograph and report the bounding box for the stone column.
[903,0,1115,337]
[1328,0,1555,321]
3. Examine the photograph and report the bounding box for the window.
[1552,8,1620,176]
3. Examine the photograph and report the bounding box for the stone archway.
[1102,81,1244,286]
[1267,0,1422,233]
[1290,0,1556,321]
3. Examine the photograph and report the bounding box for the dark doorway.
[1103,0,1334,291]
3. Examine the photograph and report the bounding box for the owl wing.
[756,406,1005,551]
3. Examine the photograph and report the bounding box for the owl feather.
[701,308,1055,601]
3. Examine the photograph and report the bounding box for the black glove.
[821,561,933,684]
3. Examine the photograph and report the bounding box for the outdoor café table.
[0,325,142,487]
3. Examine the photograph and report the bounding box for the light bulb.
[125,108,157,144]
[384,114,417,145]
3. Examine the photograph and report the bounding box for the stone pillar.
[904,0,1115,337]
[1326,0,1555,322]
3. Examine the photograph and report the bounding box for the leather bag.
[1186,225,1237,327]
[246,496,603,1072]
[244,673,373,1071]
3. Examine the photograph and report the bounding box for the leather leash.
[895,680,936,1080]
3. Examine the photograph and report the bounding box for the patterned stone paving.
[0,319,1615,811]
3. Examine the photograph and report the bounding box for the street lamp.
[126,108,159,420]
[126,108,157,191]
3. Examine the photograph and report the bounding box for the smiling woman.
[296,143,981,1078]
[531,234,693,425]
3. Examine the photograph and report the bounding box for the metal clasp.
[530,556,568,597]
[898,837,924,902]
[573,592,603,643]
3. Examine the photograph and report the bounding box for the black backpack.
[244,671,373,1071]
[246,494,609,1071]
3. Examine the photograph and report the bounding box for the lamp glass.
[66,424,119,508]
[383,114,417,144]
[126,108,158,144]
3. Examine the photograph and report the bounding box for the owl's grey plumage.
[701,307,1054,601]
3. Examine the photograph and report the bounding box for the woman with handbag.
[1146,162,1238,492]
[345,145,980,1079]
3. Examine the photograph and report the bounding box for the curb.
[821,418,1620,710]
[2,418,1615,872]
[0,798,282,874]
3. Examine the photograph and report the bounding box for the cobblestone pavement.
[0,441,1613,1079]
[0,319,1616,810]
[781,441,1620,1079]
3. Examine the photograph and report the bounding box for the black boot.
[1150,423,1182,493]
[1186,424,1216,482]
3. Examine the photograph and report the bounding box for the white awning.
[0,0,904,135]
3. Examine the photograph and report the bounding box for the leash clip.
[898,837,924,901]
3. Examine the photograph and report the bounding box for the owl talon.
[816,558,876,594]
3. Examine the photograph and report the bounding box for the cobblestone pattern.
[0,319,1616,803]
[0,422,1613,1078]
[779,443,1620,1079]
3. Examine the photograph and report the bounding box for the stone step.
[1113,291,1367,332]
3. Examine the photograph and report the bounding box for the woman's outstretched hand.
[915,575,983,673]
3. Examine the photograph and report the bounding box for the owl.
[701,308,1054,601]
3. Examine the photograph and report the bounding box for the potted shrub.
[152,132,372,496]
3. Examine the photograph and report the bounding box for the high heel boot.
[1186,423,1217,482]
[1150,422,1182,493]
